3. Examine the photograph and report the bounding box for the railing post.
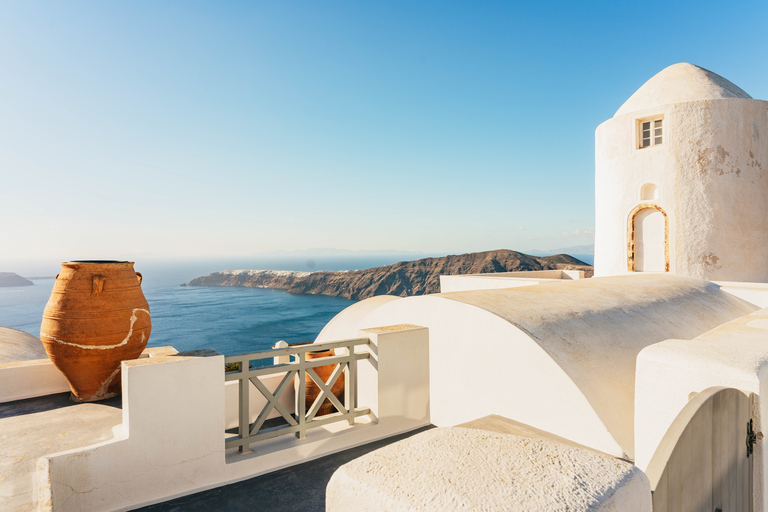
[238,359,250,453]
[295,351,306,439]
[273,340,290,364]
[346,345,355,426]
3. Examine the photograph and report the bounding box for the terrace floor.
[139,425,433,512]
[0,392,123,512]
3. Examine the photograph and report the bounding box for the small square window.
[637,116,664,149]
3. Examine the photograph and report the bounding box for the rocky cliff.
[0,272,33,287]
[189,250,593,300]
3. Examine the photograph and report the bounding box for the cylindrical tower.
[594,63,768,282]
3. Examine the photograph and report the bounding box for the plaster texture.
[595,63,768,282]
[317,274,756,459]
[355,325,430,425]
[325,427,651,512]
[459,414,609,454]
[635,306,768,511]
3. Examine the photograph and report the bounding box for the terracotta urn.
[40,261,151,402]
[305,349,345,417]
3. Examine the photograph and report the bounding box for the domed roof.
[615,63,751,117]
[0,326,47,363]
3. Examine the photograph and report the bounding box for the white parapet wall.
[36,325,430,512]
[357,324,430,426]
[439,270,585,293]
[0,346,178,403]
[716,281,768,309]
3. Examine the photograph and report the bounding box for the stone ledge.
[326,426,651,511]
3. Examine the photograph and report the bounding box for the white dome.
[0,326,47,363]
[615,63,751,117]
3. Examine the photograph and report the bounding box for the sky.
[2,1,767,271]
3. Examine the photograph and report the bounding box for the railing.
[224,338,372,453]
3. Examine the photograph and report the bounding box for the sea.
[0,253,593,357]
[0,256,418,357]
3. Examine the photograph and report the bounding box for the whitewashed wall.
[36,325,430,512]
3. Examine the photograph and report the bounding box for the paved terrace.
[0,393,123,511]
[140,426,433,512]
[140,416,612,512]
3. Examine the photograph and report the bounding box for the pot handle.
[92,275,105,296]
[136,272,143,285]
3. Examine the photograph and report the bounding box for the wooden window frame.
[637,115,664,149]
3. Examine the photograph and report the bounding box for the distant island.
[188,249,593,300]
[0,272,34,287]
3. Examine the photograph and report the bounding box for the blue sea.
[0,256,421,357]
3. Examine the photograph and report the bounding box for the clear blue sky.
[2,1,767,269]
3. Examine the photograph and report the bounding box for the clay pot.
[40,261,151,402]
[305,349,345,417]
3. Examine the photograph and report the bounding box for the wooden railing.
[224,338,372,453]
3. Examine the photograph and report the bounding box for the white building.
[594,62,768,281]
[2,63,767,511]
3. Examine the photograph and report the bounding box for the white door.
[635,208,665,272]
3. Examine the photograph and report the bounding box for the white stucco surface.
[595,63,768,282]
[0,346,178,404]
[318,274,756,459]
[0,359,69,403]
[326,427,651,512]
[635,306,768,511]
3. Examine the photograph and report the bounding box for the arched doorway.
[646,387,753,511]
[628,204,669,272]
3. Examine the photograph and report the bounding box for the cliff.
[0,272,34,287]
[189,249,593,300]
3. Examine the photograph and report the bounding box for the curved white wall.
[318,275,757,459]
[595,98,768,282]
[319,294,625,456]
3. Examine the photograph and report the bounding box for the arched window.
[640,183,658,201]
